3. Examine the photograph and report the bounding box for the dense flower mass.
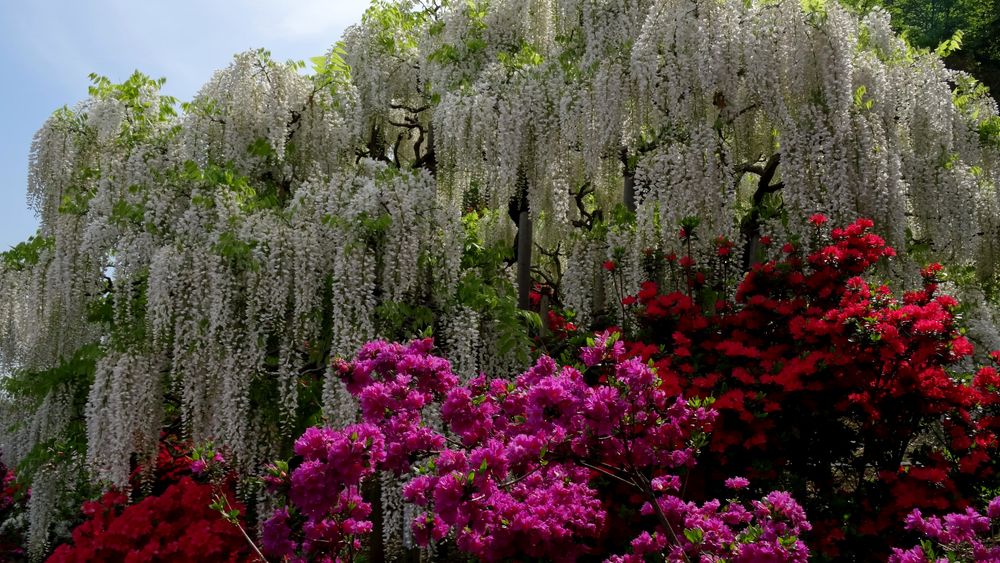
[15,207,1000,562]
[4,0,1000,554]
[46,476,252,563]
[264,335,812,561]
[617,218,1000,556]
[890,498,1000,562]
[272,423,385,559]
[3,0,1000,553]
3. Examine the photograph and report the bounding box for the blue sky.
[0,0,371,250]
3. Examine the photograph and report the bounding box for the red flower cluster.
[47,476,253,563]
[0,461,26,560]
[623,218,1000,557]
[48,439,251,563]
[127,434,196,493]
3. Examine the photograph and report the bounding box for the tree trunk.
[539,293,550,337]
[367,476,385,563]
[517,210,533,310]
[622,146,636,213]
[592,258,606,319]
[624,173,636,213]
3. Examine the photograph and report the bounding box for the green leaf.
[517,310,542,331]
[935,29,964,58]
[978,116,1000,149]
[248,137,275,158]
[684,527,704,544]
[1,236,54,271]
[800,0,827,18]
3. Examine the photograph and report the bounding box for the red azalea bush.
[262,338,813,562]
[47,476,254,563]
[47,439,255,563]
[142,434,200,488]
[0,460,27,561]
[615,218,1000,557]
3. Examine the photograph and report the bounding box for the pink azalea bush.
[261,337,812,561]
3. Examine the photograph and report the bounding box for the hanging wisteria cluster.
[0,50,474,551]
[2,0,1000,555]
[391,0,1000,320]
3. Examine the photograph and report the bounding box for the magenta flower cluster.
[341,338,456,473]
[889,498,1000,562]
[262,335,814,561]
[610,488,811,562]
[261,423,385,561]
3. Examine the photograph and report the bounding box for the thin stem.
[633,471,691,563]
[217,493,270,563]
[469,464,547,502]
[578,460,640,489]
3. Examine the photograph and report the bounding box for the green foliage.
[979,116,1000,149]
[180,160,281,212]
[110,199,146,227]
[180,97,222,122]
[427,0,490,88]
[853,85,875,110]
[49,105,89,136]
[457,211,534,360]
[684,527,705,544]
[57,167,101,216]
[498,41,544,71]
[1,344,101,405]
[311,42,351,80]
[844,0,1000,95]
[322,210,394,252]
[935,28,964,58]
[1,345,100,513]
[952,73,994,118]
[248,137,276,159]
[362,0,437,55]
[800,0,828,20]
[87,71,178,146]
[1,235,54,271]
[246,351,327,450]
[376,301,436,341]
[356,212,394,248]
[555,31,587,80]
[309,41,351,78]
[103,272,152,349]
[312,41,353,101]
[12,422,90,489]
[214,231,259,270]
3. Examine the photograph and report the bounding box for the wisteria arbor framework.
[1,0,999,555]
